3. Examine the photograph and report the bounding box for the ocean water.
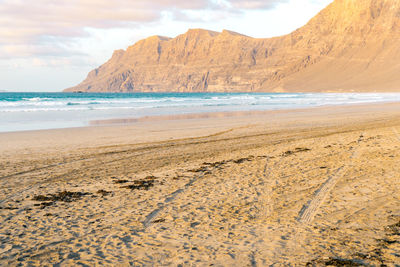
[1,92,400,133]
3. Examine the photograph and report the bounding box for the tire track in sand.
[142,172,206,227]
[297,134,363,224]
[0,126,253,181]
[142,154,270,228]
[393,127,400,141]
[266,134,364,265]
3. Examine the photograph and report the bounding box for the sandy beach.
[1,102,400,266]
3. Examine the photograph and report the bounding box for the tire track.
[393,127,400,141]
[260,156,280,217]
[0,137,292,228]
[0,123,347,182]
[142,173,206,227]
[296,166,349,224]
[0,149,156,205]
[1,128,270,204]
[0,145,157,181]
[1,157,251,259]
[296,134,363,224]
[142,155,266,228]
[248,156,279,267]
[0,127,247,181]
[265,134,363,265]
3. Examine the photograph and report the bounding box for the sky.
[0,0,333,92]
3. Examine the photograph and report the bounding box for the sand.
[1,102,400,266]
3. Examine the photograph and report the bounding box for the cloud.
[0,0,287,61]
[0,0,211,43]
[227,0,288,9]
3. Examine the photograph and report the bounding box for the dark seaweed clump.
[385,220,400,235]
[282,148,311,157]
[189,157,254,174]
[306,257,363,266]
[97,190,112,196]
[113,179,129,184]
[233,157,254,164]
[0,206,18,210]
[152,218,166,223]
[307,220,400,266]
[32,191,92,209]
[32,191,92,203]
[122,176,157,190]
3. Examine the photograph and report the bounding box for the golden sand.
[0,103,400,266]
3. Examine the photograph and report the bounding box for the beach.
[1,102,400,266]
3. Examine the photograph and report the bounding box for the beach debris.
[281,147,311,157]
[308,220,400,266]
[152,218,166,223]
[203,161,227,167]
[190,222,201,228]
[32,191,92,208]
[172,174,188,180]
[34,202,54,209]
[188,166,210,173]
[0,206,18,210]
[385,220,400,235]
[233,156,254,164]
[113,179,129,184]
[97,190,112,196]
[233,158,247,164]
[188,157,255,175]
[306,257,363,266]
[189,160,229,174]
[122,176,157,190]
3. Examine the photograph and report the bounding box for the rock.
[65,0,400,93]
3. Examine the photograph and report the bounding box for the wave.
[2,92,400,133]
[1,93,400,114]
[22,97,53,102]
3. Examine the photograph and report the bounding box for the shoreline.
[2,92,400,133]
[2,101,400,153]
[89,100,400,126]
[1,100,400,135]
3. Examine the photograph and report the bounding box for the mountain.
[65,0,400,93]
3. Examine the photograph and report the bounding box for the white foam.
[1,93,400,132]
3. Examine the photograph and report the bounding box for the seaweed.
[306,257,364,266]
[282,148,311,157]
[97,190,112,196]
[0,206,18,210]
[113,179,129,184]
[233,156,254,164]
[32,191,91,202]
[122,176,157,190]
[386,220,400,235]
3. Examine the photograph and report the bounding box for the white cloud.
[0,0,334,91]
[227,0,288,9]
[0,0,289,58]
[0,0,218,42]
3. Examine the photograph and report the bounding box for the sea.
[1,92,400,133]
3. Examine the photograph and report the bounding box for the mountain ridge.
[65,0,400,93]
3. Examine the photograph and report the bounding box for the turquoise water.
[1,92,400,132]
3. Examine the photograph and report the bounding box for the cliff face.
[65,0,400,93]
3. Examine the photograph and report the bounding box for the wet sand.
[1,102,400,266]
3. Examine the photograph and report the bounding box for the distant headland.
[65,0,400,93]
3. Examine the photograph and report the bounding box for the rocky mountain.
[65,0,400,93]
